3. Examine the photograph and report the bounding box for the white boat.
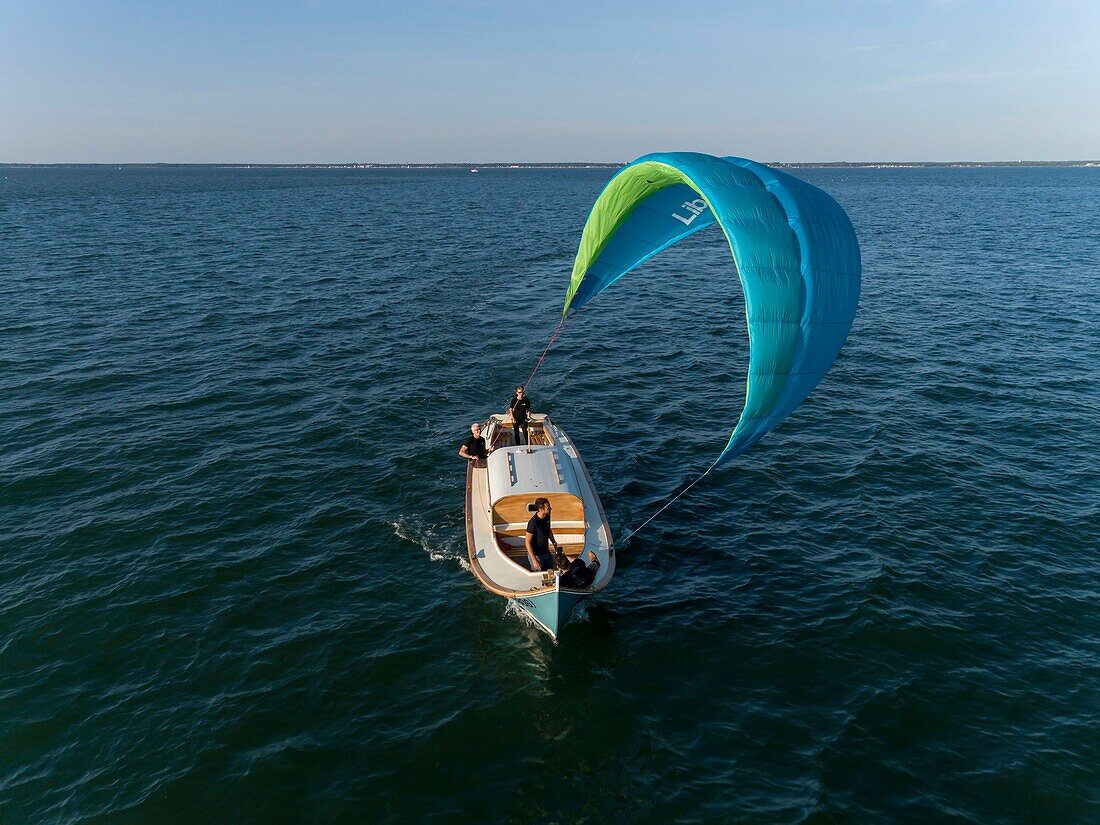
[465,413,615,638]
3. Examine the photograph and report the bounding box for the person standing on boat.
[458,422,490,464]
[555,550,601,589]
[525,497,558,571]
[507,386,532,446]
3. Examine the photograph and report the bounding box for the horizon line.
[3,160,1099,169]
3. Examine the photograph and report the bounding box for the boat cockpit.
[490,492,586,572]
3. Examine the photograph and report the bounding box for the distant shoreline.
[3,160,1099,169]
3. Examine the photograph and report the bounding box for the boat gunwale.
[548,420,617,593]
[465,459,556,599]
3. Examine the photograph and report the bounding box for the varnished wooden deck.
[490,422,553,449]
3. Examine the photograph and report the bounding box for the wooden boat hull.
[464,414,614,638]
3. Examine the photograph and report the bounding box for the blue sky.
[2,0,1097,162]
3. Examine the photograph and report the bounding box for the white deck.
[486,444,580,504]
[467,415,615,596]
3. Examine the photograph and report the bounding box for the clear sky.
[2,0,1097,163]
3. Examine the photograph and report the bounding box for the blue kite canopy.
[563,152,861,467]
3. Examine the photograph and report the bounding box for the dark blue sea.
[2,164,1098,823]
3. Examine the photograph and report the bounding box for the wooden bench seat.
[493,520,585,535]
[495,532,586,569]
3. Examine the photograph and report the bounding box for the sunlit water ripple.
[1,166,1098,822]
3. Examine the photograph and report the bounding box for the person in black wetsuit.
[507,386,532,446]
[458,422,490,465]
[524,497,558,571]
[554,549,601,589]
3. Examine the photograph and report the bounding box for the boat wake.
[503,598,547,635]
[391,515,469,570]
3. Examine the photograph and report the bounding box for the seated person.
[458,422,490,464]
[554,549,601,589]
[524,497,557,571]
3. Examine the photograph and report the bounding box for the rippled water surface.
[2,165,1099,823]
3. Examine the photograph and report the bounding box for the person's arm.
[547,525,559,551]
[459,443,475,461]
[525,531,540,570]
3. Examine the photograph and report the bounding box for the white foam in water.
[502,598,553,643]
[571,599,590,626]
[391,515,470,570]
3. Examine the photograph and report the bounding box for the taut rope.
[617,467,712,544]
[516,314,714,545]
[521,318,566,393]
